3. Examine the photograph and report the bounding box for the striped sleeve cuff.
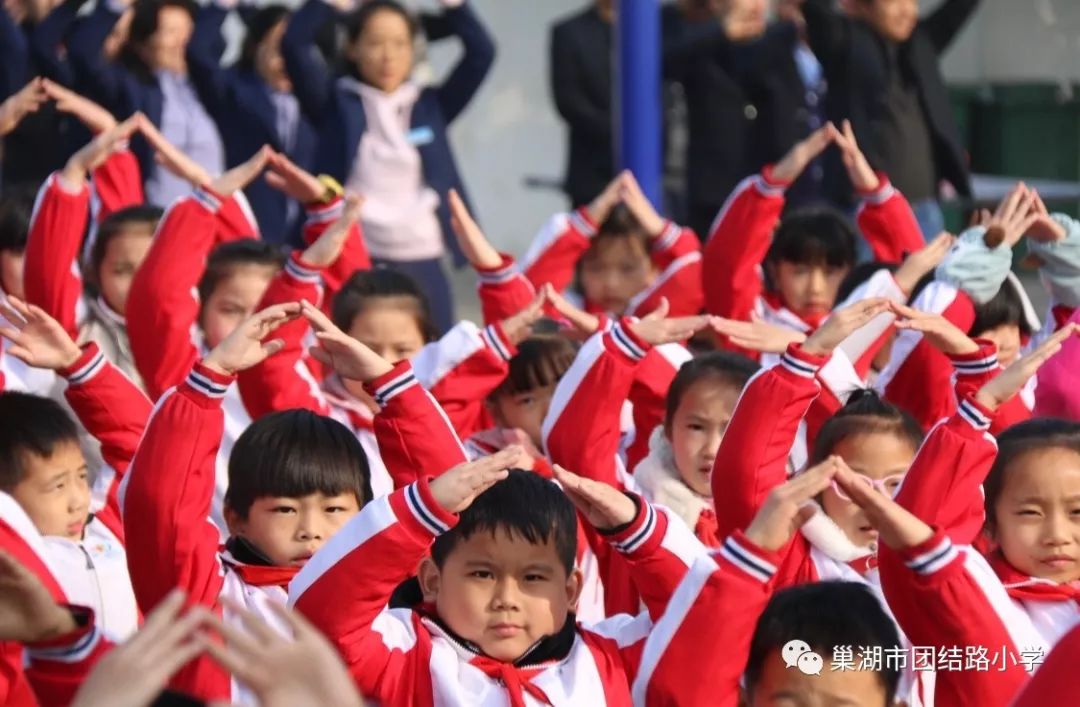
[186,362,234,401]
[398,479,457,537]
[364,361,419,408]
[601,495,661,556]
[285,253,323,285]
[651,221,683,253]
[858,174,896,205]
[901,532,959,576]
[305,197,344,226]
[779,344,827,379]
[757,165,791,195]
[717,531,780,584]
[569,207,598,237]
[950,340,999,378]
[480,323,515,362]
[192,186,223,213]
[476,254,521,285]
[957,395,992,431]
[606,319,650,363]
[25,609,99,663]
[59,344,106,386]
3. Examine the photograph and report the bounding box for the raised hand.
[1024,188,1067,243]
[888,301,979,357]
[586,171,628,225]
[833,464,934,551]
[542,283,601,338]
[618,171,665,237]
[628,298,711,345]
[429,447,523,514]
[744,456,843,552]
[140,117,213,188]
[771,122,838,184]
[974,323,1080,411]
[301,194,363,268]
[832,119,879,192]
[800,297,891,357]
[0,550,77,643]
[553,465,637,530]
[200,599,364,707]
[210,145,273,197]
[710,314,807,354]
[202,302,302,376]
[0,296,82,370]
[300,300,393,382]
[71,590,209,707]
[893,231,956,294]
[62,114,143,188]
[42,79,117,134]
[0,77,47,136]
[499,290,546,346]
[449,188,502,270]
[983,182,1038,249]
[265,152,325,204]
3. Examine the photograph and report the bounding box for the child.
[0,296,151,642]
[121,302,373,703]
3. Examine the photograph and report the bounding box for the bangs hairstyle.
[122,0,198,79]
[747,582,901,703]
[0,183,39,252]
[983,418,1080,533]
[89,205,163,280]
[431,470,578,573]
[970,281,1033,338]
[810,389,923,465]
[491,336,578,399]
[664,351,760,428]
[225,409,371,518]
[331,268,437,342]
[197,239,284,304]
[238,5,291,72]
[0,392,80,491]
[345,0,417,43]
[583,203,650,261]
[765,208,857,269]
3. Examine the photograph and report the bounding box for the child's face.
[0,248,25,300]
[419,529,582,662]
[141,6,194,73]
[821,431,915,548]
[10,442,90,541]
[749,649,889,707]
[973,323,1021,367]
[579,237,655,315]
[349,9,414,93]
[347,300,427,364]
[256,20,291,93]
[98,228,153,315]
[992,447,1080,583]
[859,0,919,43]
[488,384,557,450]
[226,491,361,567]
[200,264,276,349]
[771,261,849,322]
[667,379,741,497]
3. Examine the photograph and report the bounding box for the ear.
[417,557,442,603]
[565,567,584,610]
[223,506,243,537]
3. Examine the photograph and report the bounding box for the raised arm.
[281,0,337,125]
[921,0,981,54]
[186,0,232,122]
[66,0,128,113]
[431,0,495,124]
[28,0,89,86]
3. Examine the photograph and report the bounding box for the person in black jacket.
[803,0,981,239]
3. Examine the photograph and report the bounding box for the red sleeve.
[214,192,260,243]
[1011,623,1080,705]
[301,197,371,305]
[59,343,151,541]
[648,221,700,272]
[236,254,332,419]
[91,149,144,222]
[951,339,1033,437]
[627,250,704,319]
[702,169,788,322]
[474,253,538,325]
[878,533,1030,707]
[122,363,229,613]
[521,208,596,293]
[23,173,90,337]
[23,608,112,707]
[543,320,650,491]
[712,345,826,540]
[855,176,925,263]
[635,533,783,707]
[126,188,222,400]
[367,361,468,489]
[626,343,692,472]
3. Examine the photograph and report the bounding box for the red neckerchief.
[988,551,1080,604]
[470,655,553,707]
[848,553,879,576]
[694,507,722,548]
[219,547,299,589]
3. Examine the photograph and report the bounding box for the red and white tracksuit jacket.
[125,185,262,535]
[1011,622,1080,705]
[288,480,706,707]
[0,291,59,397]
[520,209,704,318]
[0,493,112,707]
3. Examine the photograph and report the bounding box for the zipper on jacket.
[79,544,107,635]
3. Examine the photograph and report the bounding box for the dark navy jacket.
[281,0,495,265]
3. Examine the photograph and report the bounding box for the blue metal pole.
[615,0,662,206]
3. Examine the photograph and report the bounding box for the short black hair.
[331,267,437,342]
[197,238,284,304]
[89,205,162,282]
[123,0,198,78]
[984,418,1080,534]
[238,5,291,73]
[0,392,81,491]
[345,0,418,44]
[970,280,1033,339]
[225,409,371,518]
[431,470,578,573]
[747,582,901,704]
[0,184,38,253]
[491,336,578,399]
[766,208,857,269]
[811,389,924,464]
[664,351,759,429]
